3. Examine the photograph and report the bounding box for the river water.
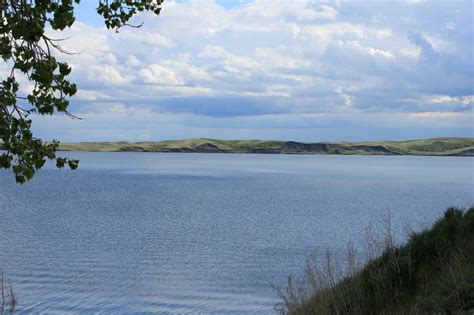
[0,153,472,313]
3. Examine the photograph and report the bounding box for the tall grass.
[275,207,474,314]
[0,271,15,314]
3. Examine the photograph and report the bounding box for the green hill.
[57,137,474,156]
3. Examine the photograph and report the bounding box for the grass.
[275,207,474,314]
[58,138,286,152]
[58,137,474,156]
[0,271,16,314]
[378,137,474,156]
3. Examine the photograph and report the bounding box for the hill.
[57,137,474,156]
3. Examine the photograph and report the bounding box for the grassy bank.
[58,137,474,156]
[276,207,474,314]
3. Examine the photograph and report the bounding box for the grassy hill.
[57,137,474,156]
[277,207,474,314]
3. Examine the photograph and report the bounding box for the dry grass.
[274,207,474,314]
[0,271,15,314]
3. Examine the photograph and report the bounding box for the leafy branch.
[0,0,163,183]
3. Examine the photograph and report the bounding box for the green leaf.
[56,157,66,168]
[1,0,163,183]
[68,159,79,170]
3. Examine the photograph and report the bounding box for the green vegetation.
[0,1,163,183]
[58,137,474,156]
[343,137,474,156]
[276,207,474,314]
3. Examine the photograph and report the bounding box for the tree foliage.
[0,0,163,183]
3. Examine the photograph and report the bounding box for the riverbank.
[57,137,474,156]
[277,207,474,314]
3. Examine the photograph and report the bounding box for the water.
[0,153,472,314]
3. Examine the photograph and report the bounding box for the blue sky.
[27,0,474,142]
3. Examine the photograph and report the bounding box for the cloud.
[407,31,439,63]
[89,64,135,85]
[32,107,473,142]
[29,0,473,141]
[140,64,184,86]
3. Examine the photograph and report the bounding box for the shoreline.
[57,137,474,156]
[56,149,473,157]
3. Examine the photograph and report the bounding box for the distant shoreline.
[56,137,474,156]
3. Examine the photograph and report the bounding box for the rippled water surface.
[0,153,473,313]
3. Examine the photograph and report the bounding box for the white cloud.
[255,47,310,69]
[139,64,184,86]
[74,90,111,101]
[399,47,421,59]
[119,32,175,48]
[125,55,142,67]
[302,22,367,43]
[89,65,135,85]
[27,0,473,141]
[343,41,395,59]
[445,21,455,30]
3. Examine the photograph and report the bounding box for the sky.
[29,0,474,141]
